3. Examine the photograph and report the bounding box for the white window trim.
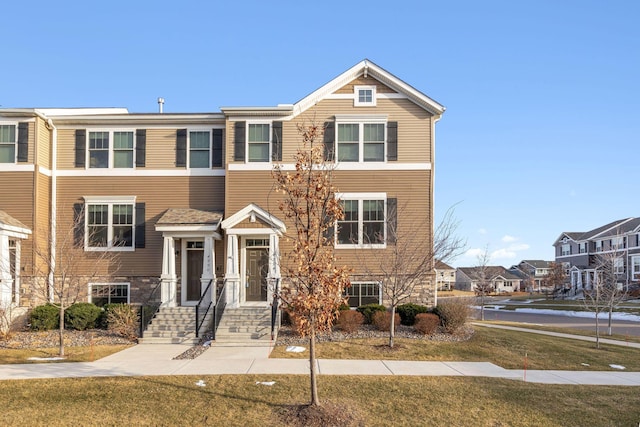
[246,121,272,163]
[354,85,377,107]
[83,196,136,252]
[346,281,382,306]
[188,128,212,169]
[0,122,17,164]
[334,115,388,163]
[335,192,387,249]
[89,282,131,304]
[86,128,137,169]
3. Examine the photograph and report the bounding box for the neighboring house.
[434,260,455,291]
[0,59,445,341]
[509,260,552,292]
[456,266,522,294]
[553,217,640,294]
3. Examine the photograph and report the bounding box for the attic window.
[354,85,376,107]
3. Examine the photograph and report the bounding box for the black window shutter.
[135,202,146,248]
[387,198,397,245]
[212,129,223,167]
[271,121,282,161]
[17,122,29,162]
[234,122,246,161]
[176,129,187,167]
[73,203,84,248]
[75,129,86,168]
[323,121,335,161]
[135,129,146,167]
[387,122,398,161]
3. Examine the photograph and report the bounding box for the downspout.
[36,111,56,302]
[432,113,442,308]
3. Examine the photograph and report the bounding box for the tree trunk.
[389,306,396,348]
[309,329,319,406]
[480,294,485,321]
[595,310,600,349]
[58,304,65,357]
[607,307,613,336]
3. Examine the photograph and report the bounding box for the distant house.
[509,260,552,292]
[553,217,640,294]
[434,260,455,291]
[456,266,521,294]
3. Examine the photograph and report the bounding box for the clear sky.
[2,1,638,268]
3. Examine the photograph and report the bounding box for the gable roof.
[554,217,638,245]
[221,204,286,234]
[458,266,521,281]
[520,260,552,269]
[221,59,445,119]
[434,260,454,270]
[0,210,31,238]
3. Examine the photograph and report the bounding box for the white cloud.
[501,235,517,243]
[491,243,531,261]
[478,228,487,235]
[464,248,487,259]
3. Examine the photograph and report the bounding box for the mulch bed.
[0,329,134,349]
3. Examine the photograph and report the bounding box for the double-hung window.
[613,257,625,274]
[632,256,640,280]
[335,116,387,162]
[561,244,570,256]
[336,193,386,247]
[88,130,134,168]
[0,124,16,163]
[189,131,211,168]
[84,197,135,250]
[345,282,382,307]
[248,123,270,162]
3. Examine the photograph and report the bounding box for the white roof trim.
[221,203,286,234]
[0,223,31,239]
[291,59,445,118]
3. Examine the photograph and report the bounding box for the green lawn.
[0,375,638,426]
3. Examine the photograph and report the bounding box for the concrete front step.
[138,336,200,345]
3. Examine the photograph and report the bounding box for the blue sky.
[2,1,638,267]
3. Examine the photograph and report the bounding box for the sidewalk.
[0,342,639,385]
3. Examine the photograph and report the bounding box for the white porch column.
[160,236,177,307]
[200,235,215,304]
[0,234,12,306]
[225,234,240,308]
[267,234,281,302]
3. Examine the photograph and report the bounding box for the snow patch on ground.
[512,308,640,322]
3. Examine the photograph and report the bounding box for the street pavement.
[0,324,639,385]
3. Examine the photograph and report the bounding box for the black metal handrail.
[195,279,214,338]
[271,278,281,340]
[212,278,227,341]
[139,279,163,337]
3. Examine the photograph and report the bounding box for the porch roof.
[156,208,223,232]
[0,210,31,238]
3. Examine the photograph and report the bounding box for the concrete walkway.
[1,324,638,385]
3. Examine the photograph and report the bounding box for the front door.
[185,242,204,304]
[246,248,268,301]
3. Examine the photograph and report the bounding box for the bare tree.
[588,247,628,337]
[31,205,120,356]
[357,203,465,347]
[474,246,492,321]
[544,262,567,299]
[272,123,351,407]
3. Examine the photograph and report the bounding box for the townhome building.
[0,60,445,342]
[553,217,640,293]
[509,260,552,292]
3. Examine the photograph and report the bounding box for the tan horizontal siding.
[145,128,180,169]
[55,176,225,276]
[56,129,76,169]
[0,172,36,275]
[335,76,397,94]
[226,170,432,276]
[35,117,51,168]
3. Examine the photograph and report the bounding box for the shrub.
[356,304,386,324]
[65,303,102,331]
[414,313,440,335]
[396,303,430,326]
[435,298,471,334]
[106,304,139,340]
[372,311,400,332]
[98,303,125,329]
[336,310,364,333]
[30,304,60,331]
